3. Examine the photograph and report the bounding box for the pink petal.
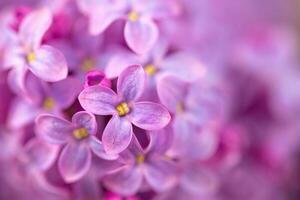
[128,102,171,130]
[89,11,122,35]
[19,8,52,49]
[24,138,59,171]
[58,142,92,183]
[89,136,119,160]
[79,85,118,115]
[7,66,27,96]
[3,45,25,69]
[124,18,158,54]
[72,111,97,135]
[102,115,133,154]
[103,166,143,196]
[160,52,206,81]
[117,65,145,101]
[144,159,178,192]
[36,114,73,144]
[29,45,68,82]
[157,75,189,113]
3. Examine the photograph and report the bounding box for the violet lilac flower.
[3,8,68,93]
[79,65,171,154]
[77,0,180,54]
[36,111,117,182]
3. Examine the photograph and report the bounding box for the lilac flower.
[79,65,171,154]
[84,70,111,89]
[157,75,221,159]
[3,8,68,92]
[103,134,178,195]
[36,111,117,182]
[77,0,180,54]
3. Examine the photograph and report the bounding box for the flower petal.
[72,111,97,135]
[102,115,133,154]
[58,142,92,183]
[78,85,118,115]
[144,159,178,192]
[157,75,189,113]
[124,18,158,54]
[89,136,119,160]
[24,138,59,171]
[29,45,68,82]
[129,102,171,130]
[19,8,52,49]
[35,114,73,144]
[103,166,143,196]
[160,52,206,81]
[117,65,145,101]
[89,11,122,35]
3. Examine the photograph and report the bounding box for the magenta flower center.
[73,127,89,140]
[116,102,130,117]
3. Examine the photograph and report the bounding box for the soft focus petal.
[29,45,68,82]
[117,65,145,101]
[19,8,52,49]
[72,111,97,135]
[89,11,122,35]
[144,159,178,192]
[24,138,59,171]
[124,18,158,54]
[7,66,27,96]
[129,102,171,130]
[3,45,25,69]
[102,115,133,154]
[103,166,143,196]
[157,75,189,113]
[89,136,119,160]
[58,142,92,183]
[36,114,73,144]
[79,85,118,115]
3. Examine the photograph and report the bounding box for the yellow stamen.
[43,97,55,111]
[176,102,184,113]
[136,155,145,164]
[81,58,95,72]
[128,11,139,22]
[26,52,36,63]
[73,128,89,140]
[116,102,130,117]
[144,64,156,76]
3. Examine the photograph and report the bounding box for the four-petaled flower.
[79,65,171,154]
[36,111,118,183]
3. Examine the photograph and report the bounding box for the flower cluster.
[0,0,299,200]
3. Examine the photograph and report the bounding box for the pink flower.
[79,65,171,154]
[3,8,68,93]
[77,0,180,54]
[36,111,118,182]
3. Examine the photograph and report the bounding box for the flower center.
[73,128,89,140]
[144,64,156,76]
[81,58,95,72]
[26,52,36,63]
[176,102,185,113]
[128,11,139,22]
[136,155,145,164]
[43,97,55,111]
[116,102,130,117]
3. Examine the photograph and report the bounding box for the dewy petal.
[102,115,133,154]
[58,142,92,183]
[72,111,97,135]
[19,8,52,49]
[129,102,171,130]
[29,45,68,82]
[24,138,59,171]
[89,136,119,160]
[160,52,206,81]
[124,18,158,54]
[144,159,178,192]
[36,114,73,144]
[157,75,189,113]
[103,166,143,196]
[79,85,118,115]
[117,65,145,101]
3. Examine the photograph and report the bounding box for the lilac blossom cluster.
[0,0,299,200]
